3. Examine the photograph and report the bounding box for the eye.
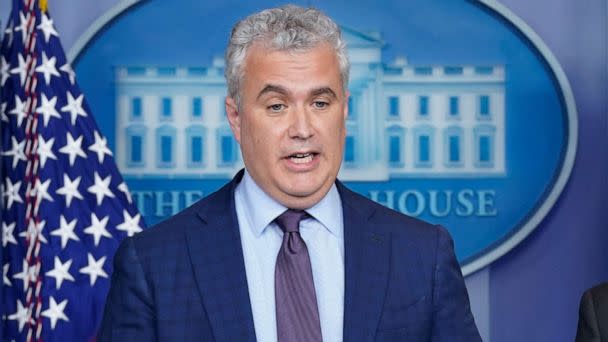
[268,103,286,112]
[313,101,329,109]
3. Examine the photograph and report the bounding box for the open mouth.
[287,152,318,164]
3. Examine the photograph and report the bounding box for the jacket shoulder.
[337,181,444,239]
[338,181,437,229]
[127,180,233,249]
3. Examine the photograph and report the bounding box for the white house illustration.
[115,27,505,180]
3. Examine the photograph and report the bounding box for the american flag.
[1,0,146,340]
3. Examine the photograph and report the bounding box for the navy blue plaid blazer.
[98,171,481,341]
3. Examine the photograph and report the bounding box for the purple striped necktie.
[274,209,323,342]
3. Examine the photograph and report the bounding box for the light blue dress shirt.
[234,170,345,342]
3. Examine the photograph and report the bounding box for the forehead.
[242,42,343,95]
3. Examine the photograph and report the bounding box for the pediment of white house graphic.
[114,27,505,180]
[342,27,385,47]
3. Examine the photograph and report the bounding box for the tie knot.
[275,209,309,233]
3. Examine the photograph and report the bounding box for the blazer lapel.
[339,182,391,342]
[184,171,257,342]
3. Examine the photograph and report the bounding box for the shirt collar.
[306,181,343,239]
[237,169,343,238]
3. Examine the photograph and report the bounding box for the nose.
[288,106,314,140]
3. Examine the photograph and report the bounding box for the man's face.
[226,42,348,209]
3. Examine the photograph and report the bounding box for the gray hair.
[224,5,349,105]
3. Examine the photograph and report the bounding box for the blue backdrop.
[1,1,606,341]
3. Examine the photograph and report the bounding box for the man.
[99,5,481,341]
[576,282,608,342]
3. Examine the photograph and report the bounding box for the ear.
[343,90,350,121]
[225,96,241,144]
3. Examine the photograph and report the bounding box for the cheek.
[335,117,347,142]
[244,120,280,156]
[322,123,346,160]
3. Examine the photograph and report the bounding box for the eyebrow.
[256,84,338,100]
[257,84,289,100]
[310,87,337,99]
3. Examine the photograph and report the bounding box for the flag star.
[45,257,75,289]
[14,11,30,44]
[59,132,86,166]
[19,220,48,244]
[10,53,29,86]
[4,20,14,47]
[35,51,61,85]
[12,260,37,291]
[117,210,143,237]
[61,92,87,125]
[8,300,33,332]
[89,131,112,163]
[37,12,59,43]
[60,63,76,85]
[3,178,23,209]
[37,135,57,167]
[36,94,61,127]
[118,182,133,204]
[32,178,54,204]
[1,56,10,86]
[3,263,11,286]
[50,216,79,249]
[87,172,115,205]
[2,136,26,169]
[56,174,83,207]
[41,297,69,329]
[83,214,112,246]
[9,95,27,126]
[1,101,8,123]
[79,254,108,286]
[2,221,18,247]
